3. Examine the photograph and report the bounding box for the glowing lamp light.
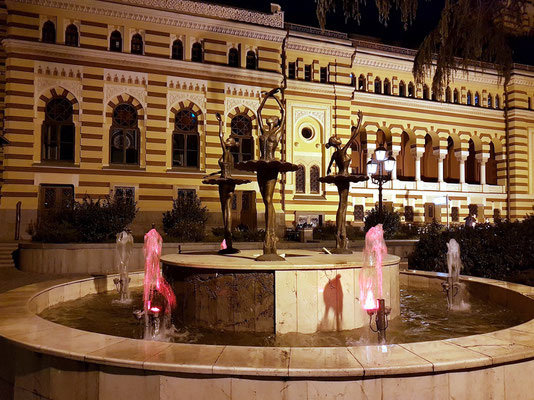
[384,155,396,172]
[367,160,378,175]
[150,306,160,313]
[375,145,387,161]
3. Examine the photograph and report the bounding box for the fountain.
[442,238,467,310]
[202,112,251,254]
[318,110,368,253]
[112,229,133,304]
[135,227,176,339]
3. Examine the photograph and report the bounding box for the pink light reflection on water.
[143,228,176,316]
[359,224,387,311]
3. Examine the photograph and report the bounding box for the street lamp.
[367,148,396,222]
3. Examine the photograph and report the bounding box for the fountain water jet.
[138,228,176,339]
[113,229,133,304]
[442,238,469,310]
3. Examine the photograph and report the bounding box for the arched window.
[445,87,452,103]
[110,30,122,52]
[228,48,239,67]
[42,20,56,44]
[486,141,498,185]
[423,85,430,100]
[408,82,415,97]
[173,109,199,168]
[230,114,253,163]
[131,33,143,55]
[191,42,203,62]
[358,75,366,91]
[396,131,415,181]
[350,73,356,87]
[110,103,139,165]
[310,165,320,193]
[467,91,472,105]
[465,139,480,184]
[42,97,74,162]
[246,51,256,70]
[383,78,391,95]
[295,165,305,193]
[399,81,406,97]
[374,77,382,94]
[65,24,78,47]
[172,39,183,60]
[454,89,459,104]
[487,94,493,108]
[421,134,438,182]
[474,92,480,106]
[495,95,500,109]
[444,137,460,183]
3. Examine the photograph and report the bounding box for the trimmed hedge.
[409,216,534,279]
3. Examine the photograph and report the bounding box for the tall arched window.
[487,94,493,108]
[42,97,74,162]
[423,85,430,100]
[228,48,239,67]
[486,142,498,185]
[42,21,56,44]
[445,87,452,103]
[173,109,199,168]
[399,81,406,97]
[408,82,415,97]
[110,103,139,165]
[454,89,459,103]
[350,73,356,87]
[230,114,253,163]
[358,75,366,91]
[65,24,78,47]
[246,51,256,70]
[131,33,143,55]
[444,137,460,183]
[191,42,203,62]
[374,77,382,94]
[310,165,320,193]
[467,91,472,105]
[465,139,480,184]
[421,134,438,182]
[172,39,183,60]
[383,78,391,95]
[295,165,305,193]
[474,92,480,106]
[495,95,500,109]
[110,30,122,52]
[396,131,415,181]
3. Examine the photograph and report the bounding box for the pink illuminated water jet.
[359,224,388,311]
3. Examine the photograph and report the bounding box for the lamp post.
[367,145,396,222]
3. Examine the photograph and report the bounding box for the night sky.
[210,0,533,66]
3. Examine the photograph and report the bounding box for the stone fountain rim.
[1,270,534,378]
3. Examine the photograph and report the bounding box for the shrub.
[364,207,401,239]
[28,195,137,243]
[409,216,534,279]
[163,193,208,241]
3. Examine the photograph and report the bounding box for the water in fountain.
[359,224,387,312]
[112,230,133,305]
[139,228,177,339]
[443,238,470,311]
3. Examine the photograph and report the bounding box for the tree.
[316,0,534,92]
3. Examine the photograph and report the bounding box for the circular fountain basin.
[161,250,400,334]
[2,270,534,399]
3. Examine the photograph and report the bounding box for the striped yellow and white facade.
[0,0,533,240]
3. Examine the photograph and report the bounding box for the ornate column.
[477,154,489,186]
[457,152,469,184]
[434,150,447,183]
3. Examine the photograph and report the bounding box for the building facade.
[0,0,533,240]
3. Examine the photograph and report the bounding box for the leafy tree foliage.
[162,193,208,241]
[364,206,401,239]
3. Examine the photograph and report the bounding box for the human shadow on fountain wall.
[318,274,343,331]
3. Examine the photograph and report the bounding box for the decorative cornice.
[224,83,262,99]
[104,69,147,86]
[111,0,284,28]
[9,0,286,42]
[287,39,354,59]
[168,77,207,93]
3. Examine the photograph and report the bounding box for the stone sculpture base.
[236,159,298,261]
[202,176,251,255]
[318,174,368,254]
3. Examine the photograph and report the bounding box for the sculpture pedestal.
[202,176,251,254]
[236,159,298,261]
[318,174,368,254]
